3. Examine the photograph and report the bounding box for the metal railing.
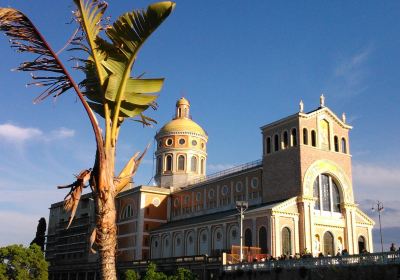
[223,251,400,272]
[181,159,262,189]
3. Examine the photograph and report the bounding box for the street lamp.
[236,201,248,263]
[372,201,384,253]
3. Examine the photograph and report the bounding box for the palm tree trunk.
[96,193,117,280]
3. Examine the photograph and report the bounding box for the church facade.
[46,96,374,266]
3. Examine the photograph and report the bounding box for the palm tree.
[0,1,175,279]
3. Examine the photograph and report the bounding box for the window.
[282,227,292,255]
[341,138,347,154]
[179,138,186,145]
[319,119,330,151]
[178,155,185,171]
[166,155,173,171]
[274,134,279,151]
[192,140,198,146]
[201,158,205,174]
[291,128,297,147]
[313,174,341,213]
[166,138,173,146]
[282,131,289,149]
[121,204,133,220]
[157,156,162,174]
[266,137,271,154]
[191,156,197,172]
[303,128,308,145]
[245,229,252,247]
[311,130,317,147]
[358,236,366,253]
[323,231,334,256]
[334,136,339,152]
[259,226,268,253]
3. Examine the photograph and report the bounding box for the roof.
[150,199,287,233]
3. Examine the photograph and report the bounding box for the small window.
[334,136,339,152]
[166,138,173,146]
[179,138,185,145]
[274,134,279,151]
[266,137,271,154]
[303,128,308,145]
[291,128,297,147]
[311,130,317,147]
[166,155,173,171]
[341,138,347,154]
[192,140,197,146]
[283,131,289,149]
[178,155,185,171]
[191,156,197,172]
[201,158,205,174]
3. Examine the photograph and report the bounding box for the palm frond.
[0,8,73,102]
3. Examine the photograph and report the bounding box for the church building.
[46,96,375,266]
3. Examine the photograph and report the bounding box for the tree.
[30,217,46,251]
[142,263,168,280]
[170,268,197,280]
[0,244,48,280]
[0,1,175,279]
[124,269,139,280]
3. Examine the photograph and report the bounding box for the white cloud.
[0,123,75,144]
[353,162,400,189]
[0,123,42,142]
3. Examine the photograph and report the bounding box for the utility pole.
[372,201,384,253]
[236,201,248,263]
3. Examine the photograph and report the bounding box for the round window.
[235,181,243,192]
[192,140,198,146]
[251,177,259,189]
[152,197,161,207]
[221,185,229,196]
[208,189,215,199]
[166,138,173,146]
[179,138,186,145]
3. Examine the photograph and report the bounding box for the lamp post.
[372,201,384,253]
[236,201,248,263]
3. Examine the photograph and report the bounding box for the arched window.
[166,155,173,171]
[245,229,252,247]
[201,158,205,174]
[259,227,268,253]
[323,231,334,256]
[291,128,297,147]
[341,138,347,154]
[311,130,317,147]
[282,227,292,255]
[178,155,185,171]
[121,204,133,220]
[303,128,308,145]
[266,137,271,154]
[283,131,289,149]
[358,236,366,253]
[157,156,162,174]
[274,134,279,151]
[334,136,339,152]
[313,174,341,213]
[191,156,197,172]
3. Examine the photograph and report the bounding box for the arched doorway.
[259,227,268,253]
[358,236,366,253]
[323,231,334,256]
[282,227,292,255]
[244,229,252,247]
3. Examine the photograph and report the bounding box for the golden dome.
[158,118,207,136]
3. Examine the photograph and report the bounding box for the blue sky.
[0,0,399,251]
